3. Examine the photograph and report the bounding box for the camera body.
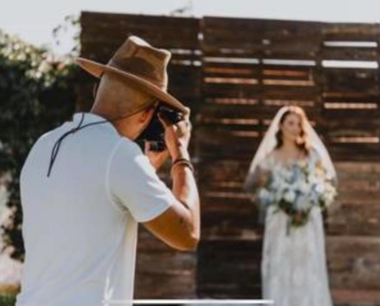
[136,104,184,152]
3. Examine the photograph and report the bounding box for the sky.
[0,0,379,55]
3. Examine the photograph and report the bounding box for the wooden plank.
[201,211,261,240]
[136,252,196,274]
[203,83,320,97]
[198,122,262,133]
[202,16,321,38]
[200,198,255,214]
[199,103,321,123]
[262,44,319,59]
[81,34,200,51]
[322,69,379,92]
[201,44,264,56]
[197,284,261,299]
[134,272,196,298]
[81,41,200,62]
[197,239,262,297]
[203,84,321,101]
[202,45,320,60]
[80,25,199,43]
[322,23,380,41]
[322,47,379,61]
[323,91,380,102]
[320,113,380,125]
[322,102,380,126]
[203,68,262,79]
[335,162,380,178]
[168,66,202,95]
[327,203,380,236]
[327,144,380,162]
[332,289,380,306]
[332,162,380,205]
[327,236,380,291]
[262,85,320,97]
[197,158,251,182]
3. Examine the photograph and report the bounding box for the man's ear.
[139,106,155,123]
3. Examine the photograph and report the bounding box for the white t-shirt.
[15,113,175,306]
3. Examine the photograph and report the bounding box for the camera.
[136,103,185,152]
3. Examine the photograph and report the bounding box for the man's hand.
[143,107,200,251]
[158,107,192,160]
[144,142,170,170]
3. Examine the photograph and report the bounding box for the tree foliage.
[0,30,79,260]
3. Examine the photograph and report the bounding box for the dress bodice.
[261,148,320,175]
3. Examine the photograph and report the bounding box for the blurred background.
[0,1,379,306]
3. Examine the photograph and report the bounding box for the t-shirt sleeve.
[107,138,176,222]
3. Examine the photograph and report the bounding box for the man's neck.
[90,108,136,140]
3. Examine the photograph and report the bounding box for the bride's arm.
[243,165,270,193]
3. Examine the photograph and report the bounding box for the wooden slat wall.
[320,23,380,162]
[320,24,380,304]
[198,16,323,298]
[197,16,380,304]
[79,12,380,304]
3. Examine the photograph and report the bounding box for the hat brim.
[75,57,188,115]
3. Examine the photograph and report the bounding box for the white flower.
[315,182,325,194]
[296,181,309,194]
[270,176,281,189]
[38,61,51,74]
[321,184,337,206]
[284,190,296,203]
[258,188,270,200]
[257,188,274,206]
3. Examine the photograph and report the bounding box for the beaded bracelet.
[171,158,195,174]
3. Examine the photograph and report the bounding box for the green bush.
[0,29,79,261]
[0,294,16,306]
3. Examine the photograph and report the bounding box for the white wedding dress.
[259,150,333,306]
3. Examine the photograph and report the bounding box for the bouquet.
[256,159,337,232]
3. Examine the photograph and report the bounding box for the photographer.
[15,36,200,306]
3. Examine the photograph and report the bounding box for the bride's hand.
[293,211,308,226]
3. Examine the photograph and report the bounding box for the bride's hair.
[274,105,311,155]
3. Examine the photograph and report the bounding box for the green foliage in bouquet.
[0,30,79,261]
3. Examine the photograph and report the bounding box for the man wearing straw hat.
[16,36,200,306]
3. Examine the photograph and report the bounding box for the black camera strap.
[46,103,154,178]
[47,113,106,177]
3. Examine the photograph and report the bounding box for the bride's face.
[280,113,302,142]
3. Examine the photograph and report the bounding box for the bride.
[244,105,337,306]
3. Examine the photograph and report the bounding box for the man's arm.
[143,109,200,251]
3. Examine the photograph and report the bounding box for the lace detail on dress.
[260,149,333,306]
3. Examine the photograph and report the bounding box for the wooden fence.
[79,11,380,305]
